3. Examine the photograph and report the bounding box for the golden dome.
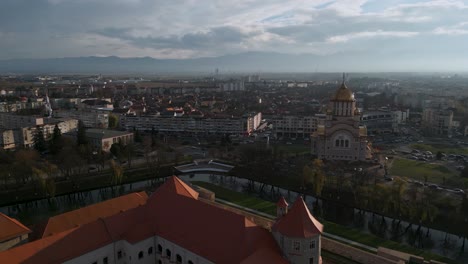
[332,82,355,101]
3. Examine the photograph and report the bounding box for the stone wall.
[322,237,404,264]
[0,234,28,252]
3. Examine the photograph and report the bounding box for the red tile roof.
[276,196,288,208]
[0,176,286,264]
[40,191,147,238]
[0,213,31,242]
[240,246,289,264]
[272,196,323,238]
[0,228,76,264]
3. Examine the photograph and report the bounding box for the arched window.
[157,244,162,254]
[188,261,194,264]
[340,139,344,147]
[158,260,162,264]
[148,246,153,255]
[335,140,339,147]
[345,140,349,148]
[166,249,172,258]
[138,251,143,259]
[176,254,182,263]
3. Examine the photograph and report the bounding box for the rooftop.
[0,176,286,264]
[273,196,323,238]
[0,213,31,243]
[85,128,133,139]
[39,191,147,238]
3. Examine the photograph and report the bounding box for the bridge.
[174,160,234,174]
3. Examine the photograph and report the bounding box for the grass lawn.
[411,143,468,155]
[191,181,276,215]
[277,144,311,155]
[322,250,361,264]
[389,158,460,186]
[192,181,458,264]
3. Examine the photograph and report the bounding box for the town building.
[0,113,44,129]
[86,129,134,152]
[54,109,109,128]
[311,75,372,161]
[119,113,261,135]
[360,111,396,135]
[0,213,31,252]
[392,109,410,125]
[0,130,15,150]
[0,176,324,264]
[421,108,453,136]
[271,115,325,139]
[245,112,262,134]
[0,118,78,149]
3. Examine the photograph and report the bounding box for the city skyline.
[1,0,468,71]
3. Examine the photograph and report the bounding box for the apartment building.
[360,111,396,135]
[86,129,134,152]
[0,113,44,129]
[15,119,78,148]
[54,109,109,128]
[271,114,325,139]
[422,108,453,136]
[120,114,261,135]
[0,130,15,150]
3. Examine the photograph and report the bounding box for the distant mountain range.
[0,51,463,74]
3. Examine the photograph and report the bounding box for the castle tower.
[272,196,323,264]
[276,196,289,218]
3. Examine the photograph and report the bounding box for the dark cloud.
[95,26,253,50]
[0,0,467,71]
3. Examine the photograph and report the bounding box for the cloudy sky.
[0,0,467,70]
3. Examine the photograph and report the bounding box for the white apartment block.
[15,119,78,148]
[361,111,396,134]
[271,115,325,139]
[0,130,15,150]
[422,108,453,136]
[245,112,262,133]
[55,109,109,128]
[0,113,44,129]
[119,114,260,135]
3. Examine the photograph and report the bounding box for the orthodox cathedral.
[311,74,372,161]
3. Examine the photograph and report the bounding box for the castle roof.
[276,196,288,208]
[0,213,31,242]
[0,176,285,264]
[39,191,147,238]
[272,196,323,238]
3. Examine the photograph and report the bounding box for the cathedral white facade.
[311,75,372,161]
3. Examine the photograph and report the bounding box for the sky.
[0,0,467,71]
